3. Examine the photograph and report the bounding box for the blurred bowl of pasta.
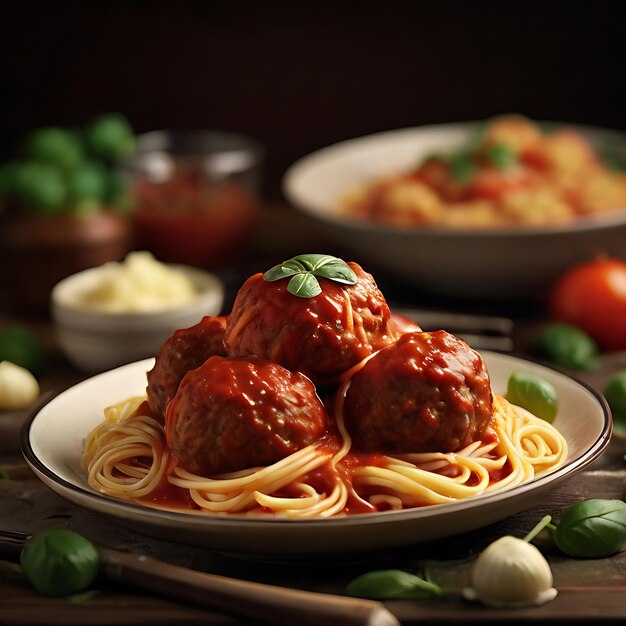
[283,117,626,298]
[51,252,224,372]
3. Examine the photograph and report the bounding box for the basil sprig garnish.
[263,254,357,298]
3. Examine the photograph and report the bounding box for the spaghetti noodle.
[81,382,568,518]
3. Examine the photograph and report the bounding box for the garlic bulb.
[464,535,557,607]
[0,361,40,410]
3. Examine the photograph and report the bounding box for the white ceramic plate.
[22,353,610,556]
[283,122,626,298]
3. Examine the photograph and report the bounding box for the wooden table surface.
[1,219,626,625]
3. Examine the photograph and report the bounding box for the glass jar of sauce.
[127,131,263,268]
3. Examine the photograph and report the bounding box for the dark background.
[1,1,625,198]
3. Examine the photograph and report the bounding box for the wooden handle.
[100,548,399,626]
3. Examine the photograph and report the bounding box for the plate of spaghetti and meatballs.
[22,255,611,555]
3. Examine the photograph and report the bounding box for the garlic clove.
[464,535,557,607]
[0,361,40,411]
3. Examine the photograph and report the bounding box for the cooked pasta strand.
[82,392,567,517]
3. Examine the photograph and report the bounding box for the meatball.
[224,262,397,381]
[166,356,329,475]
[344,331,494,453]
[147,315,227,422]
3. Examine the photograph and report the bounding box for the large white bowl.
[51,264,224,372]
[283,122,626,298]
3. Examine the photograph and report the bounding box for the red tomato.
[549,259,626,351]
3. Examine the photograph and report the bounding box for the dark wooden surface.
[1,212,626,625]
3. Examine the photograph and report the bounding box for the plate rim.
[20,353,613,532]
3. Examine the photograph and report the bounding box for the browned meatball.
[146,315,227,422]
[224,262,397,382]
[344,331,494,453]
[165,356,329,475]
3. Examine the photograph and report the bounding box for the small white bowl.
[51,264,224,372]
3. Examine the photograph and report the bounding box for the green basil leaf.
[20,529,100,597]
[263,266,300,282]
[314,259,357,284]
[282,259,308,272]
[287,273,322,298]
[487,143,518,169]
[346,569,442,600]
[506,371,559,423]
[263,259,307,282]
[291,254,332,272]
[534,322,598,371]
[554,499,626,558]
[263,254,357,297]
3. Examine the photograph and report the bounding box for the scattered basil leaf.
[0,468,9,480]
[346,569,442,600]
[448,153,474,183]
[263,254,357,298]
[487,143,518,169]
[507,371,559,423]
[553,499,626,558]
[20,529,100,597]
[533,322,598,371]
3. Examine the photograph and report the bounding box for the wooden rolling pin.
[100,547,400,626]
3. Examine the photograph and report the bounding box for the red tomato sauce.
[130,396,509,516]
[139,476,197,510]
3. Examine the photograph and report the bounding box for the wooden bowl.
[0,212,131,317]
